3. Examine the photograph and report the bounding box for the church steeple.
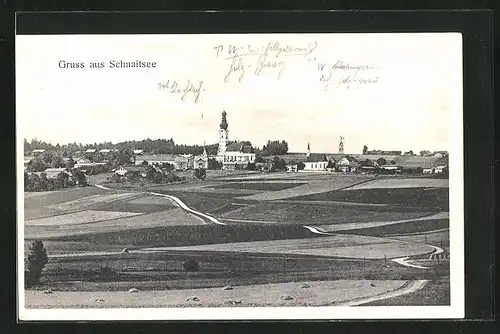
[306,142,311,157]
[220,110,228,130]
[217,110,229,158]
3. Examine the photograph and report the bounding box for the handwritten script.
[213,40,379,91]
[213,41,318,83]
[158,80,205,103]
[309,58,379,90]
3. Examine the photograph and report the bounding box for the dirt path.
[314,212,449,232]
[334,280,429,306]
[95,185,226,226]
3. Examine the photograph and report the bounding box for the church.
[216,110,256,170]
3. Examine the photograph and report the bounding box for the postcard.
[16,32,464,320]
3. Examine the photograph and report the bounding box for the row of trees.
[26,138,293,158]
[259,140,289,156]
[24,169,88,192]
[26,138,222,156]
[362,145,439,157]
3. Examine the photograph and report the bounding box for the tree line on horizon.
[24,138,290,156]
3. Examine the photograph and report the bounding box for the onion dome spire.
[220,110,228,130]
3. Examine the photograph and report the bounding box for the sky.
[16,33,462,154]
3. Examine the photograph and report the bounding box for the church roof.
[226,142,253,153]
[339,155,359,163]
[306,153,328,162]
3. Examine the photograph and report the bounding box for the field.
[24,170,451,308]
[26,280,413,308]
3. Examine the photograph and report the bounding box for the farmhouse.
[216,110,256,170]
[29,168,71,179]
[175,155,195,170]
[136,154,176,166]
[336,156,359,173]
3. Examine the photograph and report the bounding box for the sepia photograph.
[16,32,464,320]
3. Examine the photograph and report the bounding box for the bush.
[25,240,48,288]
[194,168,207,180]
[246,162,256,171]
[183,258,199,272]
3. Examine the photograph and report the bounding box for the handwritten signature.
[158,80,205,103]
[213,40,379,91]
[214,41,317,83]
[310,58,379,90]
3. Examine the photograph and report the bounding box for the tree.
[40,151,55,166]
[420,150,431,157]
[390,160,396,165]
[254,156,266,163]
[161,162,175,172]
[207,158,222,170]
[262,140,289,156]
[56,172,70,188]
[194,168,207,180]
[153,171,163,184]
[116,149,132,165]
[25,240,48,287]
[65,157,75,169]
[271,157,286,171]
[145,166,156,181]
[27,157,46,172]
[126,172,138,182]
[297,161,305,171]
[327,160,336,169]
[363,145,368,155]
[72,169,88,186]
[141,160,149,166]
[50,155,64,168]
[376,157,387,166]
[164,172,181,183]
[246,162,256,171]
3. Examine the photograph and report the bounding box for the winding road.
[94,184,226,225]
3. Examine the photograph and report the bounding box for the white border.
[16,32,464,321]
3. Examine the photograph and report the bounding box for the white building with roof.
[215,110,255,170]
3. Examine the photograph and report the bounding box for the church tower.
[339,136,344,154]
[202,141,209,169]
[217,110,229,160]
[306,142,311,158]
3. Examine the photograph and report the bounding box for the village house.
[286,162,298,172]
[135,154,176,166]
[175,154,195,170]
[336,156,359,173]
